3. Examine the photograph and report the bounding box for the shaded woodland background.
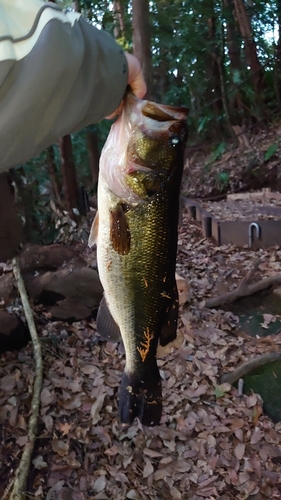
[1,0,280,260]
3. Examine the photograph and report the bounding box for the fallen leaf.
[51,439,69,457]
[16,435,28,447]
[60,422,72,436]
[126,490,140,499]
[1,374,16,392]
[33,455,48,470]
[91,393,106,425]
[235,442,245,460]
[170,486,181,499]
[41,387,55,407]
[251,427,263,444]
[42,415,53,432]
[143,448,163,458]
[46,480,65,500]
[104,445,118,456]
[93,475,106,493]
[143,461,154,478]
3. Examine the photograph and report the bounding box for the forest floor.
[1,124,281,499]
[1,210,281,499]
[183,120,281,199]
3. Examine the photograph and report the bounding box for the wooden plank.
[219,219,281,248]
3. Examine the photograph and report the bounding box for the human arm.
[0,0,145,171]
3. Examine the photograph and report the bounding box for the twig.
[8,259,43,500]
[221,352,281,385]
[204,262,281,309]
[239,259,261,286]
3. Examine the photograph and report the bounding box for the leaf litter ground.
[1,210,281,499]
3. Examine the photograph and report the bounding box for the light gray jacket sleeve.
[0,2,128,171]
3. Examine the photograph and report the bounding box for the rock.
[0,311,30,353]
[273,287,281,300]
[19,244,86,273]
[25,267,103,321]
[175,273,190,305]
[0,273,15,305]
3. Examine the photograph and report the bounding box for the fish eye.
[170,135,180,147]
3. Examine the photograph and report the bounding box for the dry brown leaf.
[126,490,140,499]
[185,384,208,400]
[91,393,106,425]
[41,387,55,407]
[1,374,17,392]
[104,445,118,456]
[234,442,245,460]
[170,486,181,499]
[46,480,65,500]
[42,414,53,432]
[16,435,28,447]
[143,460,154,478]
[250,427,263,444]
[33,455,48,470]
[51,439,70,457]
[247,393,258,408]
[59,422,72,436]
[143,448,163,458]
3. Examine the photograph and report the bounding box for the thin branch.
[8,259,43,500]
[204,259,281,309]
[239,258,261,286]
[221,352,281,385]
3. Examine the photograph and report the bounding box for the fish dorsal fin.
[159,283,179,346]
[88,212,99,248]
[96,296,121,343]
[110,203,131,255]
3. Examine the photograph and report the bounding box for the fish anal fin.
[88,212,99,248]
[160,284,179,347]
[96,296,121,343]
[110,203,131,255]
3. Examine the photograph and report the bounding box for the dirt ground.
[1,209,281,500]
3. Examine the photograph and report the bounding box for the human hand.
[124,51,147,99]
[106,51,147,119]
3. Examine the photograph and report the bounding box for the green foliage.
[217,171,230,191]
[197,116,212,134]
[264,143,278,161]
[17,0,281,244]
[207,142,226,165]
[214,385,226,399]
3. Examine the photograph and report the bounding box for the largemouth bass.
[89,93,188,426]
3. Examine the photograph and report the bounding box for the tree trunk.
[223,0,245,123]
[132,0,153,99]
[87,129,100,188]
[276,0,281,105]
[224,0,242,71]
[0,173,23,261]
[113,0,126,39]
[59,135,80,215]
[233,0,264,94]
[46,146,63,206]
[205,11,223,123]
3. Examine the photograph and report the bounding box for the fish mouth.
[126,91,189,123]
[126,162,153,175]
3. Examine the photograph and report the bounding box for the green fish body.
[89,94,188,426]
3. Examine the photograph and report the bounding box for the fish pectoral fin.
[159,284,179,347]
[110,203,131,255]
[96,296,121,343]
[88,212,99,248]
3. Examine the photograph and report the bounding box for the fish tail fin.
[119,370,162,427]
